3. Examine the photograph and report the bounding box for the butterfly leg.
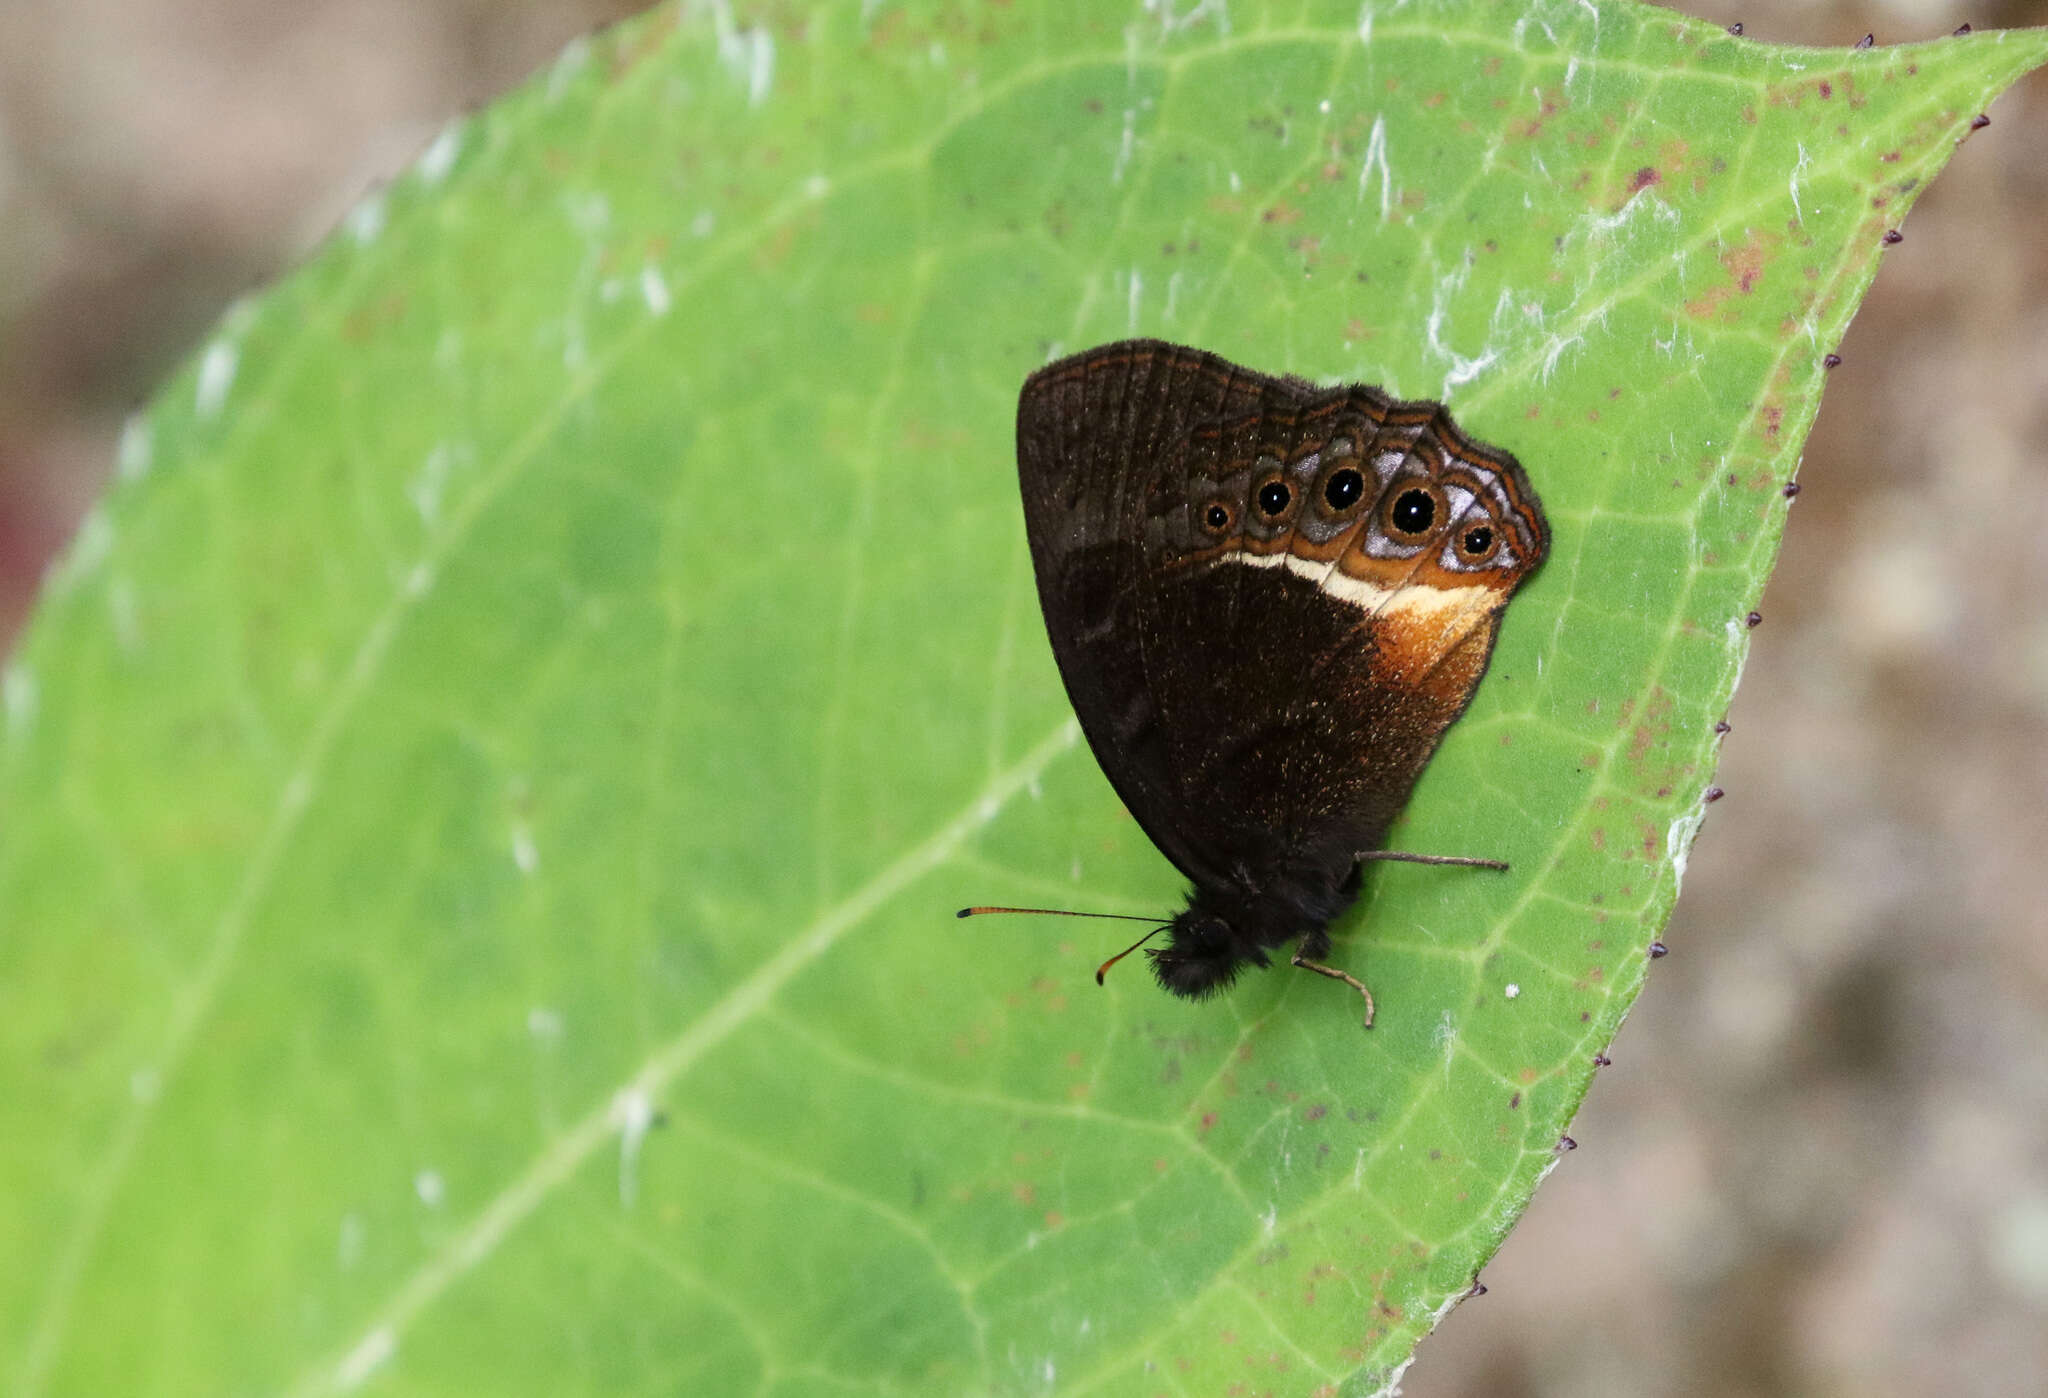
[1289,943,1376,1028]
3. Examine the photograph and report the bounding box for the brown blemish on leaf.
[1684,228,1773,320]
[1590,827,1606,851]
[1512,87,1565,142]
[1261,201,1302,225]
[1625,687,1674,764]
[341,291,409,343]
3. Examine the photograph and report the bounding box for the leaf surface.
[3,3,2042,1394]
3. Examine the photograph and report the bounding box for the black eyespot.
[1462,525,1493,556]
[1203,502,1231,531]
[1256,481,1291,517]
[1390,488,1435,535]
[1323,468,1365,511]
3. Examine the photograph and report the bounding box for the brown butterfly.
[969,340,1547,1025]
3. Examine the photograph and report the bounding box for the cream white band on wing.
[1220,549,1495,620]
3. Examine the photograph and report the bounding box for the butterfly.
[990,339,1548,1024]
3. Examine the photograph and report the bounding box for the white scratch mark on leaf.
[511,820,538,875]
[1789,142,1811,224]
[410,446,451,526]
[546,34,591,100]
[1113,107,1137,184]
[614,1088,655,1208]
[52,508,113,594]
[640,265,673,317]
[116,416,152,482]
[1667,805,1705,886]
[1504,983,1520,999]
[3,667,35,745]
[346,194,385,245]
[527,1007,563,1042]
[1357,114,1392,220]
[1126,268,1143,333]
[418,125,463,184]
[413,1170,445,1209]
[195,340,238,418]
[713,0,776,107]
[1425,264,1499,389]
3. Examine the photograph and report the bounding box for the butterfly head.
[1149,903,1257,998]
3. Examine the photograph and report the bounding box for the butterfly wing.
[1016,341,1275,890]
[1016,339,1548,906]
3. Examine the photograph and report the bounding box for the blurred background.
[1,0,2042,1393]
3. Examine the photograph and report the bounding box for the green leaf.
[4,2,2042,1394]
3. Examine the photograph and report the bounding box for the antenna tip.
[955,907,973,918]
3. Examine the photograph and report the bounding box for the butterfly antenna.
[1356,851,1509,870]
[956,905,1159,922]
[954,906,1168,986]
